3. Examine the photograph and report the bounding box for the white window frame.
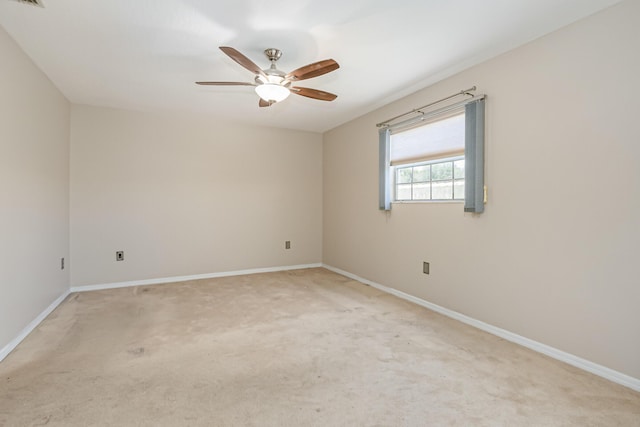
[392,155,465,203]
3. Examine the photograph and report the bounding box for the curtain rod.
[385,94,484,133]
[376,86,477,128]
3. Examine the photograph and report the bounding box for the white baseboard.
[70,263,323,293]
[0,289,71,363]
[322,264,640,393]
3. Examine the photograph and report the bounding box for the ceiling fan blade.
[259,99,272,108]
[286,59,339,81]
[291,86,338,101]
[195,81,255,86]
[219,46,267,78]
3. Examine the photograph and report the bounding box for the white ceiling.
[0,0,621,133]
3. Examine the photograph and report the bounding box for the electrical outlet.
[116,251,124,261]
[285,241,291,249]
[423,262,430,274]
[61,257,65,270]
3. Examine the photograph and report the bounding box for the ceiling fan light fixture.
[255,83,290,103]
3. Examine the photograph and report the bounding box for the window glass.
[454,159,465,179]
[396,184,412,200]
[413,183,430,200]
[431,162,452,180]
[413,165,430,182]
[396,168,412,184]
[393,156,463,202]
[453,181,465,200]
[432,180,453,200]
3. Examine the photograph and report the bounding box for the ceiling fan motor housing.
[264,48,282,62]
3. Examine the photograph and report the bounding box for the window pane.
[454,180,465,199]
[412,165,430,182]
[413,183,430,200]
[432,181,453,199]
[431,162,452,180]
[454,159,465,179]
[393,156,464,202]
[396,167,412,184]
[396,184,412,200]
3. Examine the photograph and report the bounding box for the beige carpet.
[0,268,638,426]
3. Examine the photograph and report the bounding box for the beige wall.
[70,105,322,286]
[0,27,70,349]
[323,1,640,379]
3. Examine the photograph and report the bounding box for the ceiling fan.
[196,47,339,107]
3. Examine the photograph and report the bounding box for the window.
[394,157,465,201]
[379,97,485,212]
[391,110,465,202]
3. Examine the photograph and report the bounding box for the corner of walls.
[322,0,640,381]
[0,25,71,356]
[0,290,70,362]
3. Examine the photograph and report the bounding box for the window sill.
[392,200,464,205]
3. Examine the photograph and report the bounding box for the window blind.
[390,111,464,166]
